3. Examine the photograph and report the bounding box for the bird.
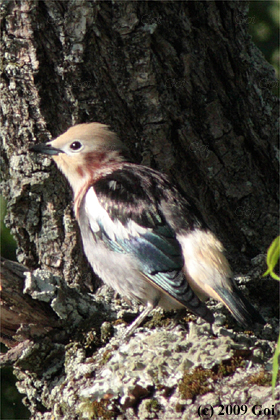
[30,123,265,337]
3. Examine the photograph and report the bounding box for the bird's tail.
[178,281,215,324]
[215,283,266,327]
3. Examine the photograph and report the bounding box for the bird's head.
[30,123,128,196]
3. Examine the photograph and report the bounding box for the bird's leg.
[122,303,155,340]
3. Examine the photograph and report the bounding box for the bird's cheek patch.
[77,165,85,177]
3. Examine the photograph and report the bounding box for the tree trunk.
[1,1,279,419]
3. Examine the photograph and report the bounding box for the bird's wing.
[178,227,266,327]
[84,166,213,322]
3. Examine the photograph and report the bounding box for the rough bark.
[0,257,107,353]
[0,1,279,419]
[0,257,59,349]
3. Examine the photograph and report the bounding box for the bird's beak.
[29,143,64,156]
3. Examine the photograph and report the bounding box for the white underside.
[80,187,184,310]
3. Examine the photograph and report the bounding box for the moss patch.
[179,366,214,399]
[145,398,161,413]
[179,357,246,399]
[78,399,118,419]
[247,370,279,387]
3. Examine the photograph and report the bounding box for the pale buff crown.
[47,123,127,197]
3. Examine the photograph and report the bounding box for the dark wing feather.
[93,165,213,322]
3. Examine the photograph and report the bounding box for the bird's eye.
[70,141,82,151]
